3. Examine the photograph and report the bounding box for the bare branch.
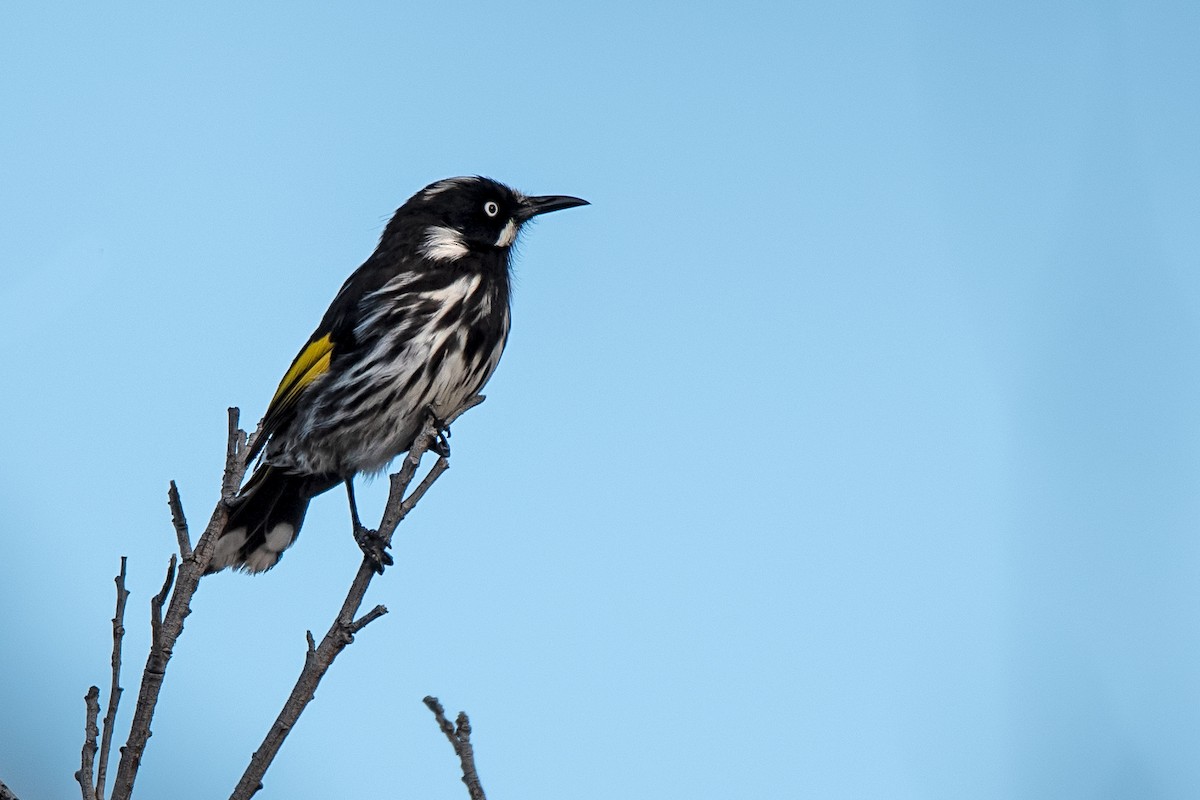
[349,604,389,635]
[96,558,131,800]
[399,457,449,520]
[423,697,488,800]
[377,396,479,536]
[110,408,251,800]
[167,481,191,561]
[229,396,483,800]
[99,396,481,799]
[223,407,250,500]
[149,556,176,656]
[227,567,376,800]
[444,393,487,428]
[384,394,484,526]
[74,686,100,800]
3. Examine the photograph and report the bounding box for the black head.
[388,176,588,262]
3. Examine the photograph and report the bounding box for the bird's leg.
[345,478,364,530]
[346,478,393,573]
[424,404,452,457]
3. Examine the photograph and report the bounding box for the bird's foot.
[353,524,394,574]
[424,405,452,457]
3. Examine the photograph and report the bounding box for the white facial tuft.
[422,226,470,261]
[495,219,518,248]
[422,178,468,198]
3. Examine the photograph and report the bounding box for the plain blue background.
[3,2,1199,798]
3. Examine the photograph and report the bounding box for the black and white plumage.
[208,176,587,573]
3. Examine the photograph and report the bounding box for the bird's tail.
[207,466,336,574]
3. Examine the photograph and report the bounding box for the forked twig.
[81,396,483,800]
[96,558,131,800]
[107,409,258,800]
[423,697,488,800]
[74,687,100,800]
[75,557,132,800]
[228,395,484,800]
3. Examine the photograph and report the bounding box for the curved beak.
[518,194,589,221]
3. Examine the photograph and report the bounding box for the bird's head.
[389,176,588,262]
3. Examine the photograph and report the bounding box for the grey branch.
[350,604,389,635]
[96,558,131,800]
[149,556,176,655]
[167,481,191,561]
[423,697,488,800]
[74,686,100,800]
[76,557,131,800]
[85,396,480,799]
[228,395,484,800]
[108,408,258,800]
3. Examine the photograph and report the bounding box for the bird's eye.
[484,201,500,217]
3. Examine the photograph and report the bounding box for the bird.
[206,176,588,574]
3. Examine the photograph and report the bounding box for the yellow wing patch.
[269,333,334,410]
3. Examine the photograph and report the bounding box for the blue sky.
[2,2,1199,798]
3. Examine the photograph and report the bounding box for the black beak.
[518,194,589,221]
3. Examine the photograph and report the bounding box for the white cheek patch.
[422,226,470,261]
[495,219,518,248]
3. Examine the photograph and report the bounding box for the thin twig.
[95,558,131,800]
[74,686,100,800]
[401,457,449,517]
[110,409,253,800]
[423,697,488,800]
[227,556,389,800]
[349,604,389,635]
[223,409,247,499]
[228,396,483,800]
[167,481,191,561]
[149,556,176,655]
[377,394,482,534]
[446,394,487,426]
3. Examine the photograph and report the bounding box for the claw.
[424,404,452,457]
[353,525,394,574]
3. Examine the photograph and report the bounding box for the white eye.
[484,200,500,217]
